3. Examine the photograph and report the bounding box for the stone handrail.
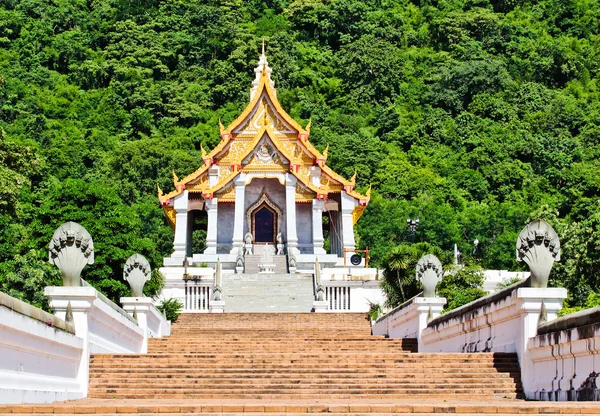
[0,290,74,334]
[537,305,600,335]
[427,278,528,328]
[80,279,137,325]
[374,291,423,325]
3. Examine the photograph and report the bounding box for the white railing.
[184,284,212,312]
[325,286,351,311]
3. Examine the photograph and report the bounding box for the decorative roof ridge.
[223,51,306,136]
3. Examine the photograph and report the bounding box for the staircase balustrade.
[184,283,212,312]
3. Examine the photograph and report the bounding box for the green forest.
[0,0,599,310]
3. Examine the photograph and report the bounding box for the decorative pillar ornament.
[276,231,284,255]
[315,258,324,301]
[48,221,94,286]
[210,258,225,313]
[123,254,151,297]
[213,258,222,301]
[416,254,443,297]
[516,219,561,288]
[236,246,245,274]
[244,232,254,255]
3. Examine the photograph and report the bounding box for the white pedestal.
[120,297,171,353]
[313,300,328,313]
[236,266,244,274]
[44,286,96,397]
[210,300,225,313]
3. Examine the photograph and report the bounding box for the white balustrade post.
[312,199,326,255]
[415,298,446,352]
[230,174,246,254]
[204,198,219,254]
[514,287,567,399]
[44,286,97,398]
[285,173,299,254]
[120,297,156,354]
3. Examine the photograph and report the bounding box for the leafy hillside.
[1,0,599,307]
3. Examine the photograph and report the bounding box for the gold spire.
[201,143,207,159]
[219,118,225,135]
[172,169,179,185]
[366,184,372,199]
[350,170,357,185]
[262,37,265,55]
[323,144,329,158]
[305,118,312,133]
[157,183,164,199]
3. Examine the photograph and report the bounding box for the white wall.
[0,296,84,404]
[528,309,600,401]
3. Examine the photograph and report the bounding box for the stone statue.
[416,254,443,297]
[315,258,324,301]
[289,253,297,268]
[244,232,253,255]
[236,246,244,268]
[516,219,560,288]
[48,222,94,286]
[276,231,284,255]
[123,254,151,297]
[213,258,222,301]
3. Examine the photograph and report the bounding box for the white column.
[45,286,97,398]
[170,191,189,265]
[230,174,246,254]
[204,198,218,254]
[285,173,298,254]
[340,191,356,261]
[514,287,567,399]
[312,199,326,255]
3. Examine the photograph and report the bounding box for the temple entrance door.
[252,204,277,243]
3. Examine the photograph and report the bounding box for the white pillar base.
[313,300,328,313]
[209,301,225,313]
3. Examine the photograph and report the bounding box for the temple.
[158,46,370,272]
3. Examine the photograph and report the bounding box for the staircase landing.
[222,273,314,312]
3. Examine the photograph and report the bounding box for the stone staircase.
[222,272,314,312]
[87,313,524,402]
[243,254,288,274]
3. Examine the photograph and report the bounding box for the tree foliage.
[0,0,599,309]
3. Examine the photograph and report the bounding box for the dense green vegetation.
[0,0,598,309]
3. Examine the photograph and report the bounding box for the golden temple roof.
[159,48,370,213]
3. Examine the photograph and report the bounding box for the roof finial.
[323,144,329,158]
[305,118,312,133]
[366,184,372,199]
[219,118,225,134]
[157,183,164,199]
[262,37,265,56]
[200,143,207,159]
[350,170,357,185]
[172,169,179,185]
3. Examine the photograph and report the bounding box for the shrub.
[157,298,183,322]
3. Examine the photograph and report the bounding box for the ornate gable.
[159,45,370,227]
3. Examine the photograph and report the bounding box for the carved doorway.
[253,204,276,243]
[247,191,283,245]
